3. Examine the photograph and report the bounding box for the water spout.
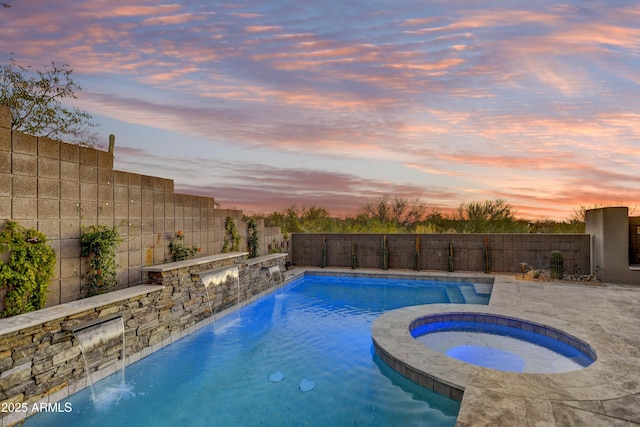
[64,315,126,403]
[194,265,241,326]
[266,265,282,284]
[199,265,240,289]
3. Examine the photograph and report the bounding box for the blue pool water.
[26,274,490,427]
[412,321,594,373]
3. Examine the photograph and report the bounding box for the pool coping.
[408,312,597,369]
[366,272,640,426]
[372,303,614,401]
[9,268,639,427]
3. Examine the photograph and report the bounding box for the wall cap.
[0,284,164,336]
[142,252,249,272]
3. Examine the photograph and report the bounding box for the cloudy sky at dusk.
[2,1,639,219]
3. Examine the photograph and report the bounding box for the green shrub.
[169,230,201,261]
[222,217,241,253]
[0,221,56,317]
[245,217,260,258]
[80,225,121,297]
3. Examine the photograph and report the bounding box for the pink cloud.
[3,0,639,221]
[244,25,283,33]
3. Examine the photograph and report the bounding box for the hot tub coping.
[409,311,597,363]
[372,303,609,403]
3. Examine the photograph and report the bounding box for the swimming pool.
[412,317,595,373]
[25,273,490,427]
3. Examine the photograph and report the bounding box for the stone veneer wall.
[143,253,289,314]
[0,106,287,309]
[0,252,288,426]
[291,233,590,274]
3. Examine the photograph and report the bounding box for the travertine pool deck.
[372,273,640,426]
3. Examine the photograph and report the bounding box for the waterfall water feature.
[65,315,129,406]
[197,265,241,324]
[267,265,283,285]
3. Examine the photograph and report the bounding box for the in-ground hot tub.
[410,313,596,373]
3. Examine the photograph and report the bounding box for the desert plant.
[447,242,454,272]
[483,236,491,273]
[550,250,564,279]
[0,221,56,317]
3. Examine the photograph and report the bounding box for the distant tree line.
[251,196,587,235]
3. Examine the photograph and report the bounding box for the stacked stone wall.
[0,253,288,426]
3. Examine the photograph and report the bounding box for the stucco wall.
[586,207,640,285]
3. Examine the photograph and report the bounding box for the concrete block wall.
[290,233,591,275]
[0,106,287,310]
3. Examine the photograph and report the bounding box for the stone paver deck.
[371,273,640,426]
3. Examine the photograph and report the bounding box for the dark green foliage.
[80,225,121,297]
[447,242,454,272]
[550,250,564,279]
[222,217,241,253]
[245,217,260,258]
[169,230,201,261]
[0,221,56,317]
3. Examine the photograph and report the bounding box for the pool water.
[26,274,490,427]
[413,321,594,373]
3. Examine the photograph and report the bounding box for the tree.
[453,199,527,233]
[356,195,427,231]
[259,205,336,233]
[0,60,99,145]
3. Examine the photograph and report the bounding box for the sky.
[2,1,640,220]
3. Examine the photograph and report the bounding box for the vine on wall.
[0,221,57,318]
[245,216,259,258]
[80,225,121,297]
[222,216,241,253]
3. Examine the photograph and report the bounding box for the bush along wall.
[0,221,57,317]
[80,225,121,297]
[246,217,260,258]
[222,216,241,253]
